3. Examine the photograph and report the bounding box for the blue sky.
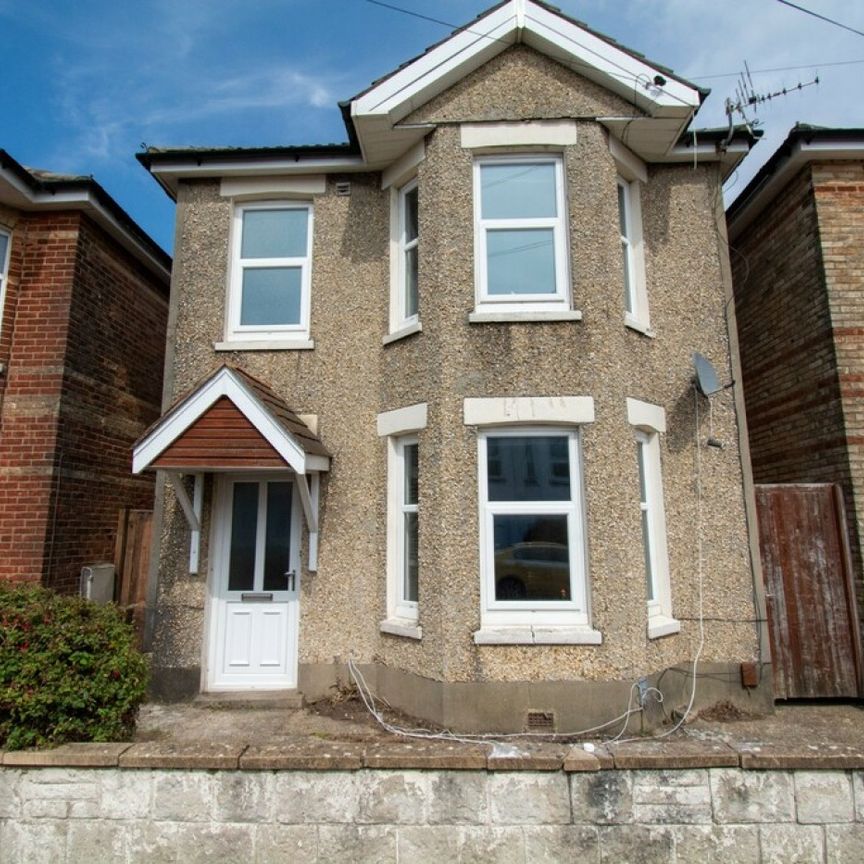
[2,0,862,254]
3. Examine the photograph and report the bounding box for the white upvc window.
[0,229,10,337]
[397,179,419,326]
[378,402,427,638]
[473,155,570,314]
[627,398,678,639]
[477,428,591,631]
[226,202,313,344]
[616,175,650,333]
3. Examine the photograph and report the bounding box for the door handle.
[285,570,296,591]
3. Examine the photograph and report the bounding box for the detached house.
[0,149,170,593]
[135,0,767,731]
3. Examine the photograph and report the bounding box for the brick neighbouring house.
[0,149,170,593]
[727,124,864,629]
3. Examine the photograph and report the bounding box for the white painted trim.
[295,473,317,533]
[381,141,426,190]
[213,339,315,351]
[460,120,578,150]
[473,626,602,645]
[617,176,650,332]
[379,619,423,640]
[468,310,582,324]
[377,402,428,437]
[388,177,420,334]
[626,398,666,433]
[383,320,423,345]
[307,473,320,572]
[133,366,329,475]
[220,176,326,199]
[189,474,204,574]
[464,396,594,427]
[0,228,10,342]
[609,136,647,184]
[624,317,655,338]
[385,435,420,624]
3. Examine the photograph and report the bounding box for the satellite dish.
[693,353,723,397]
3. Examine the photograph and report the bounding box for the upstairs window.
[473,156,570,313]
[616,176,650,333]
[227,203,313,343]
[398,179,419,326]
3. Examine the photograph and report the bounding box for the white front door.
[207,475,300,690]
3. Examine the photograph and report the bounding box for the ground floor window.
[478,428,588,627]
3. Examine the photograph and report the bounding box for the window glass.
[404,186,418,243]
[228,482,258,591]
[487,229,556,295]
[240,268,302,326]
[481,163,557,219]
[493,513,570,601]
[404,511,418,602]
[404,442,418,505]
[241,209,307,258]
[263,482,293,592]
[487,436,570,501]
[0,232,8,268]
[637,439,655,601]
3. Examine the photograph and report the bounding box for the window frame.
[396,178,419,329]
[0,228,10,338]
[627,397,678,639]
[226,201,314,343]
[473,155,571,314]
[477,427,589,627]
[616,175,650,333]
[390,434,419,622]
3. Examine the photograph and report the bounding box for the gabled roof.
[140,0,752,197]
[727,124,864,240]
[0,148,171,283]
[133,365,330,475]
[348,0,704,165]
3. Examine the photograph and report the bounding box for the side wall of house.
[814,161,864,616]
[0,209,77,584]
[0,208,169,591]
[47,215,169,593]
[732,162,864,618]
[151,48,760,722]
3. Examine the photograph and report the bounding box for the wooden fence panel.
[756,483,862,699]
[114,508,153,644]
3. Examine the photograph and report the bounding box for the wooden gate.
[114,508,153,644]
[755,484,863,699]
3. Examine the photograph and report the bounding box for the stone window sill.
[624,316,655,338]
[469,310,583,324]
[382,320,422,346]
[648,616,681,640]
[473,625,602,645]
[379,618,422,640]
[214,339,315,352]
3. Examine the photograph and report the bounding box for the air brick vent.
[525,710,556,732]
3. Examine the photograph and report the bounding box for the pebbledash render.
[134,0,769,731]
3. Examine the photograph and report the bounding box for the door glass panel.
[263,482,293,591]
[228,482,259,591]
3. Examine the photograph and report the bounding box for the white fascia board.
[0,173,170,282]
[626,397,666,433]
[464,396,595,426]
[524,3,700,114]
[728,139,864,240]
[353,4,517,120]
[133,367,314,475]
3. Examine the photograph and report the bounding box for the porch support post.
[296,472,320,572]
[165,471,201,533]
[188,473,204,573]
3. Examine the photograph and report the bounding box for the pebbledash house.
[134,0,770,731]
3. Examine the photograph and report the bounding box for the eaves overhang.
[348,0,704,166]
[0,149,171,285]
[136,144,363,201]
[727,125,864,240]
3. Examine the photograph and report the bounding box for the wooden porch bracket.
[165,472,201,533]
[296,472,320,572]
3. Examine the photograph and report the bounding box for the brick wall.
[813,162,864,614]
[0,210,168,591]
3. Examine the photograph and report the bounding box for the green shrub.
[0,583,149,750]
